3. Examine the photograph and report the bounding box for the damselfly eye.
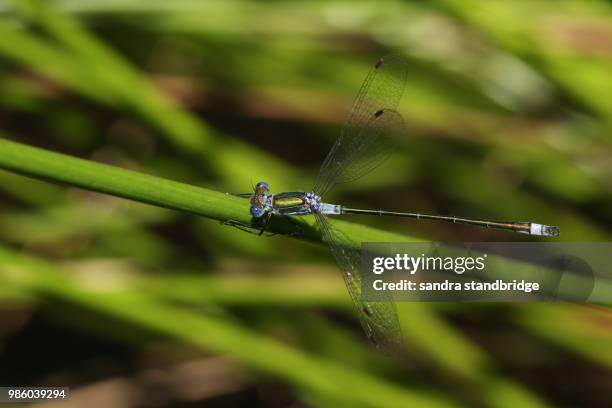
[250,206,266,218]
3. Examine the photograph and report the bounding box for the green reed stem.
[0,138,416,244]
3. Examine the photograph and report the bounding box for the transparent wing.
[312,55,408,197]
[315,212,403,350]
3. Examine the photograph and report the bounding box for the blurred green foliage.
[0,0,611,406]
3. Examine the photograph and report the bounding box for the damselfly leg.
[226,192,253,198]
[223,214,305,237]
[222,214,274,236]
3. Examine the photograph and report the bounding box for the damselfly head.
[250,182,270,218]
[254,181,270,194]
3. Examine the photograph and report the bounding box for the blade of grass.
[0,137,418,242]
[2,138,611,306]
[437,0,612,124]
[12,0,213,151]
[0,7,304,192]
[0,245,460,408]
[398,303,550,408]
[517,304,612,370]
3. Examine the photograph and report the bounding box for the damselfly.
[227,55,560,349]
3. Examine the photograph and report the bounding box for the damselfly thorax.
[251,188,341,216]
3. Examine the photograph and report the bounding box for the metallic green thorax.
[274,196,304,208]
